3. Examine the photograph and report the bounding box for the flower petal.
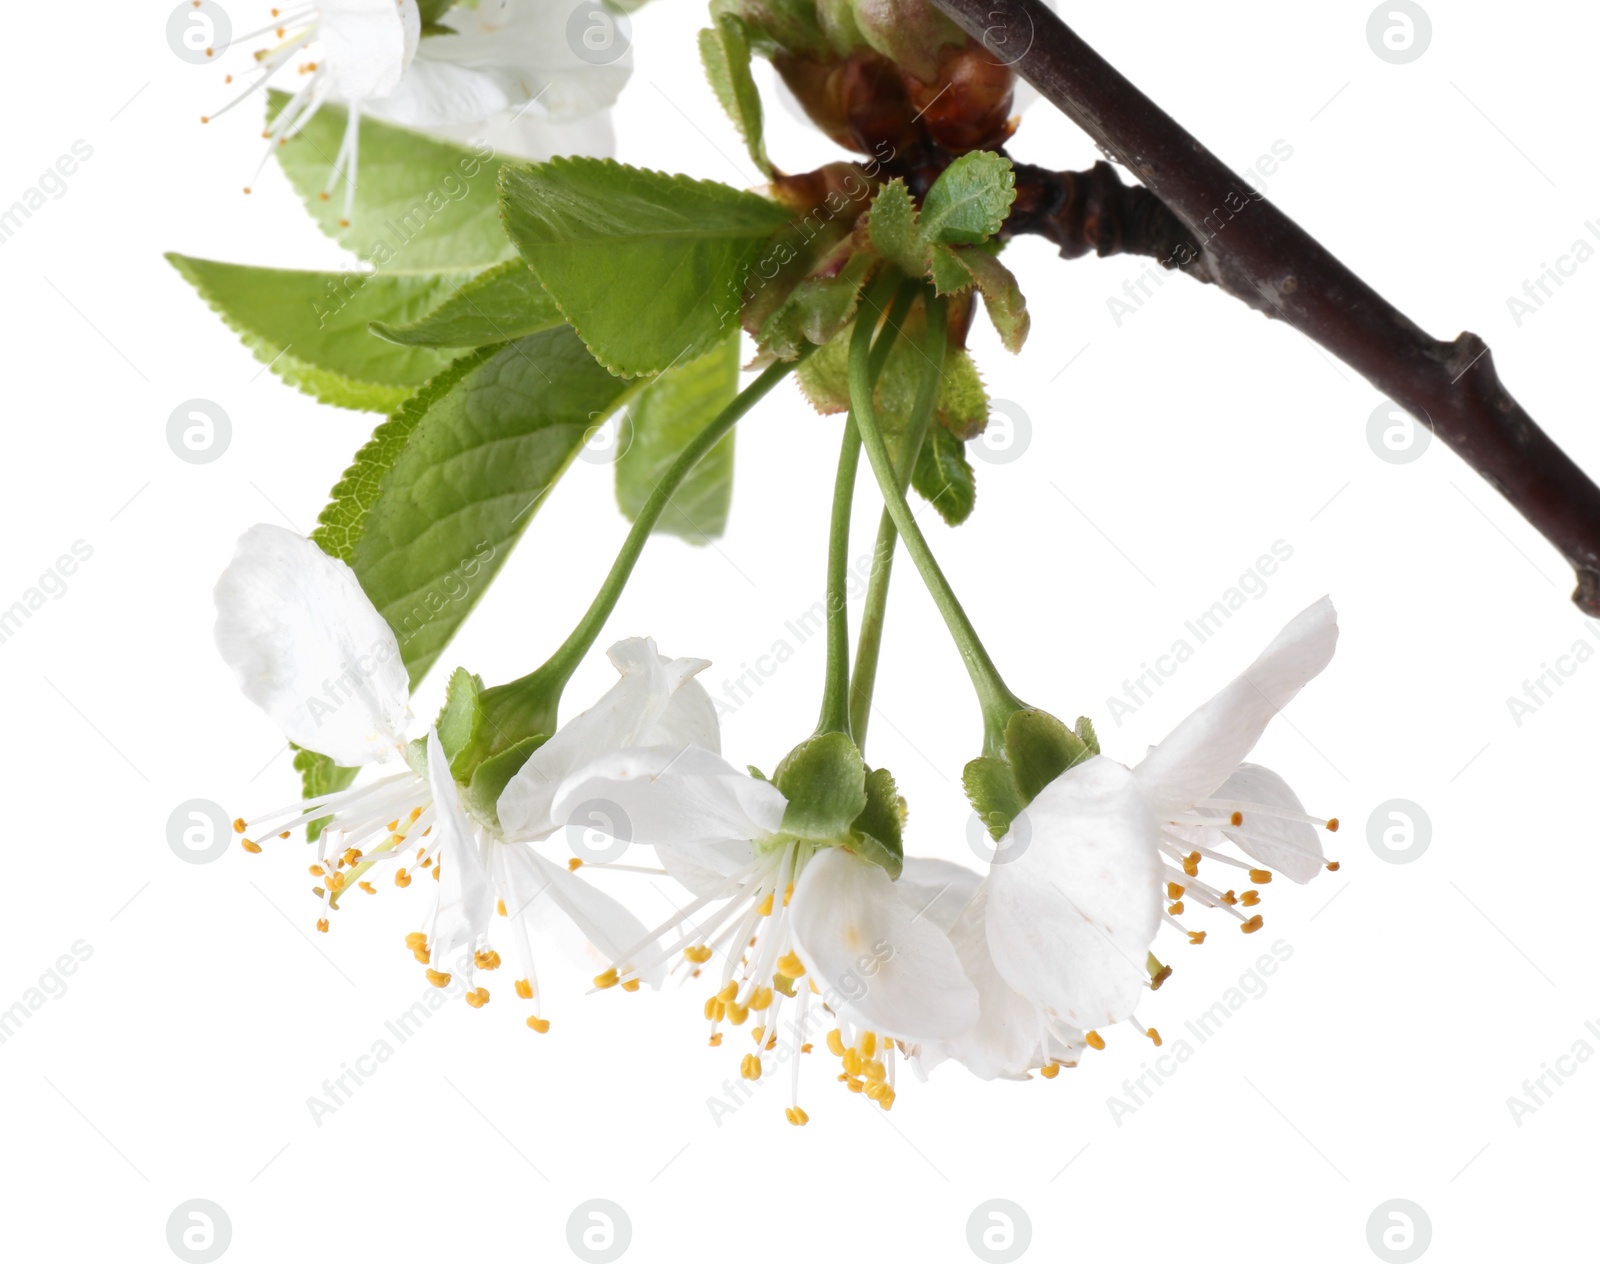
[491,842,665,987]
[791,847,980,1042]
[918,882,1044,1081]
[496,638,676,840]
[986,756,1163,1031]
[213,524,410,766]
[894,856,982,934]
[427,728,493,961]
[551,745,787,851]
[321,0,421,100]
[1134,597,1338,817]
[640,658,720,755]
[1217,762,1326,883]
[367,58,511,126]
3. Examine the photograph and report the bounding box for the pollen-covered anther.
[475,949,501,970]
[358,881,375,894]
[426,968,451,987]
[316,918,329,933]
[708,1032,723,1047]
[740,1053,762,1080]
[1326,817,1340,832]
[594,968,620,990]
[464,987,489,1009]
[755,891,774,916]
[241,838,262,853]
[232,817,248,834]
[1220,889,1237,905]
[1168,901,1185,915]
[775,951,806,978]
[785,1106,810,1126]
[526,1016,550,1034]
[1182,852,1200,877]
[567,857,583,871]
[826,1029,846,1057]
[749,986,773,1011]
[1240,914,1265,933]
[1086,1030,1106,1051]
[726,1001,750,1026]
[1145,1027,1162,1047]
[1248,869,1273,884]
[514,979,533,1000]
[683,945,713,964]
[1166,881,1185,899]
[1039,1063,1061,1079]
[395,869,411,887]
[1188,930,1207,945]
[1326,860,1341,872]
[1240,890,1260,907]
[620,978,641,993]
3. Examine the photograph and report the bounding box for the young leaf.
[759,251,876,357]
[500,158,792,376]
[699,16,772,176]
[868,179,931,277]
[167,254,470,411]
[920,151,1016,246]
[615,332,740,543]
[912,427,976,526]
[312,326,642,685]
[370,260,566,348]
[957,248,1031,353]
[270,91,512,269]
[937,346,989,439]
[929,243,974,296]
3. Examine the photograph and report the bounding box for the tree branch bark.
[933,0,1600,614]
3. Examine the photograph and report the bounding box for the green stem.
[477,350,810,752]
[816,276,920,738]
[848,290,1025,756]
[849,311,943,751]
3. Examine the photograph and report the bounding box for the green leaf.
[868,179,931,277]
[1006,709,1089,805]
[1075,716,1100,755]
[167,253,468,412]
[929,244,974,297]
[759,251,875,358]
[370,260,565,348]
[500,157,791,376]
[711,0,832,58]
[773,731,868,841]
[912,427,976,526]
[293,746,358,842]
[270,91,512,269]
[795,325,853,414]
[920,151,1016,246]
[962,755,1025,841]
[699,16,772,176]
[616,332,739,543]
[957,248,1030,353]
[311,326,641,685]
[937,347,989,439]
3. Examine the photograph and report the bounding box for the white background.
[1,2,1595,1261]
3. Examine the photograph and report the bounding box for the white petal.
[894,856,982,933]
[986,756,1163,1031]
[416,108,617,161]
[427,728,493,959]
[491,842,665,987]
[791,847,979,1042]
[551,745,787,850]
[1218,763,1326,883]
[321,0,421,101]
[496,638,674,840]
[1134,597,1338,817]
[658,837,756,898]
[411,0,633,119]
[640,659,721,755]
[213,524,410,766]
[368,58,512,126]
[923,883,1045,1080]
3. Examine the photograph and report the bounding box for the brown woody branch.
[934,0,1600,614]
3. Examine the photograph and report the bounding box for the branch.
[934,0,1600,614]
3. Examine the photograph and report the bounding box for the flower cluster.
[217,525,1339,1121]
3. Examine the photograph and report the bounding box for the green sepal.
[454,667,566,786]
[773,730,868,841]
[434,667,485,761]
[1006,708,1091,804]
[847,765,905,879]
[293,746,358,842]
[962,754,1025,841]
[460,734,547,829]
[1075,716,1100,756]
[936,346,989,439]
[710,0,832,57]
[759,251,876,357]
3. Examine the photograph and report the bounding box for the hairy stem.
[934,0,1600,614]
